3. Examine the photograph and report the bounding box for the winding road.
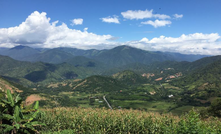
[103,96,112,110]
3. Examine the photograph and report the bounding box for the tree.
[207,98,221,117]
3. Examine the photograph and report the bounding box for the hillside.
[0,55,102,86]
[71,75,127,93]
[24,49,75,64]
[112,70,147,84]
[91,45,177,67]
[170,58,221,106]
[55,47,103,57]
[0,45,40,61]
[0,76,23,93]
[65,56,109,71]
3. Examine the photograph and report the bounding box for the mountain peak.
[10,45,29,50]
[114,45,133,50]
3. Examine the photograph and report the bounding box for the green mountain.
[184,55,221,71]
[0,45,40,61]
[102,63,152,76]
[1,45,207,67]
[164,52,208,62]
[55,47,103,57]
[72,75,127,93]
[172,58,221,90]
[169,58,221,106]
[65,56,108,71]
[112,70,147,84]
[91,45,176,67]
[24,49,75,64]
[0,55,101,86]
[126,55,221,76]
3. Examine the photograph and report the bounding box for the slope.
[24,49,75,64]
[65,56,109,71]
[0,55,101,87]
[170,58,221,106]
[92,45,176,67]
[112,70,147,84]
[0,45,40,61]
[72,75,127,93]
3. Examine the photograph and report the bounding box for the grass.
[162,83,181,90]
[38,107,221,134]
[170,106,199,116]
[112,100,175,112]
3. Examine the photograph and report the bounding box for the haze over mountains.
[0,45,208,65]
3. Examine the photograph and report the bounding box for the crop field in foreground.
[38,107,221,134]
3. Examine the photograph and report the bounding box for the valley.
[0,45,220,116]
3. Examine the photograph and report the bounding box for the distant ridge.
[0,45,208,66]
[10,45,28,50]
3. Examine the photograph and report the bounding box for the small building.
[168,94,174,98]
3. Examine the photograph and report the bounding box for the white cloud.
[153,14,171,20]
[126,33,221,55]
[173,14,183,19]
[0,11,220,55]
[84,27,88,31]
[141,20,171,28]
[121,9,170,20]
[101,16,120,24]
[71,18,83,25]
[0,11,116,49]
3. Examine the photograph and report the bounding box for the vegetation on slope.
[72,75,127,93]
[112,70,148,84]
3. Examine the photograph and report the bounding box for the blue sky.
[0,0,221,55]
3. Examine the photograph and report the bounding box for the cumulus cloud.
[0,11,220,55]
[125,33,221,55]
[101,16,120,24]
[121,9,170,20]
[71,18,83,25]
[0,11,116,49]
[173,14,183,19]
[141,20,171,28]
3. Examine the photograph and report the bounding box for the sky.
[0,0,221,55]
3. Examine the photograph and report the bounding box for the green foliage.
[178,109,201,134]
[74,75,127,93]
[207,98,221,117]
[112,70,148,85]
[200,98,221,118]
[0,90,44,134]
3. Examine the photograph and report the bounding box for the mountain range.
[0,45,208,66]
[0,45,211,86]
[1,45,221,111]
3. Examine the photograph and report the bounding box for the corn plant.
[38,107,221,133]
[0,89,44,134]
